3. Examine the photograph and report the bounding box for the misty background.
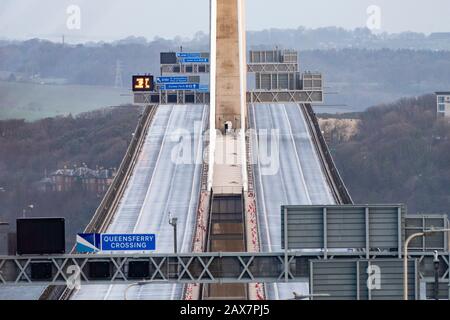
[1,0,450,42]
[0,0,449,120]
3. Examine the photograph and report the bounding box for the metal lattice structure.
[134,91,324,105]
[248,63,298,73]
[1,251,449,288]
[247,90,323,103]
[161,64,210,75]
[134,92,210,105]
[0,252,317,286]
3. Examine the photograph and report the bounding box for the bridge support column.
[214,0,247,132]
[208,0,248,192]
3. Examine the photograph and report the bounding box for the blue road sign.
[76,233,100,253]
[101,234,156,251]
[181,58,209,64]
[156,76,188,84]
[176,52,201,58]
[160,83,200,90]
[198,84,209,92]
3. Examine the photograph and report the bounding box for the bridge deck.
[69,104,208,300]
[249,103,335,300]
[0,105,208,300]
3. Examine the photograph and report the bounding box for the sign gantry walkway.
[2,205,448,300]
[2,251,447,287]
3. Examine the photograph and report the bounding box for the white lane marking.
[72,107,169,301]
[151,105,190,300]
[281,104,312,204]
[132,105,176,233]
[103,105,176,301]
[129,105,206,301]
[180,105,207,253]
[139,104,189,300]
[170,104,207,300]
[297,104,334,204]
[252,104,286,300]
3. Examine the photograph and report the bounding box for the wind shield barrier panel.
[281,205,405,254]
[310,259,418,300]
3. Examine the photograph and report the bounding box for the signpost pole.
[284,207,288,282]
[403,229,450,300]
[169,215,178,254]
[174,221,178,254]
[433,250,440,300]
[403,232,424,300]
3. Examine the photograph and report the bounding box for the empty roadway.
[249,103,335,300]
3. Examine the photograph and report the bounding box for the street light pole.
[403,228,450,300]
[433,250,440,300]
[403,232,424,300]
[169,213,178,254]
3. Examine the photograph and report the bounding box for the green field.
[0,81,132,121]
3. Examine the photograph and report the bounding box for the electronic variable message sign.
[132,75,154,92]
[17,218,66,255]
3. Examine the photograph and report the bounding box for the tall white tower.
[208,0,248,192]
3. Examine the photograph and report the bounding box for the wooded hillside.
[329,94,450,214]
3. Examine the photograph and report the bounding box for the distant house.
[436,92,450,118]
[37,167,116,193]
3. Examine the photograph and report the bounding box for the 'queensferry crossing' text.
[101,234,156,251]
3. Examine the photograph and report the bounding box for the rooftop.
[51,167,113,179]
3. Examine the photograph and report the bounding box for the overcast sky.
[0,0,449,42]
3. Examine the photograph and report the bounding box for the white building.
[436,92,450,118]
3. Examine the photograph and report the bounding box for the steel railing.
[300,103,353,205]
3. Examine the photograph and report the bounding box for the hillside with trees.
[328,94,450,215]
[0,106,141,248]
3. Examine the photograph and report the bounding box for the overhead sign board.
[281,205,404,253]
[310,259,419,300]
[101,234,156,251]
[76,233,101,253]
[156,76,189,84]
[181,58,209,64]
[17,218,66,255]
[198,84,209,92]
[161,52,177,64]
[76,233,156,253]
[176,52,201,58]
[132,75,154,92]
[160,83,200,91]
